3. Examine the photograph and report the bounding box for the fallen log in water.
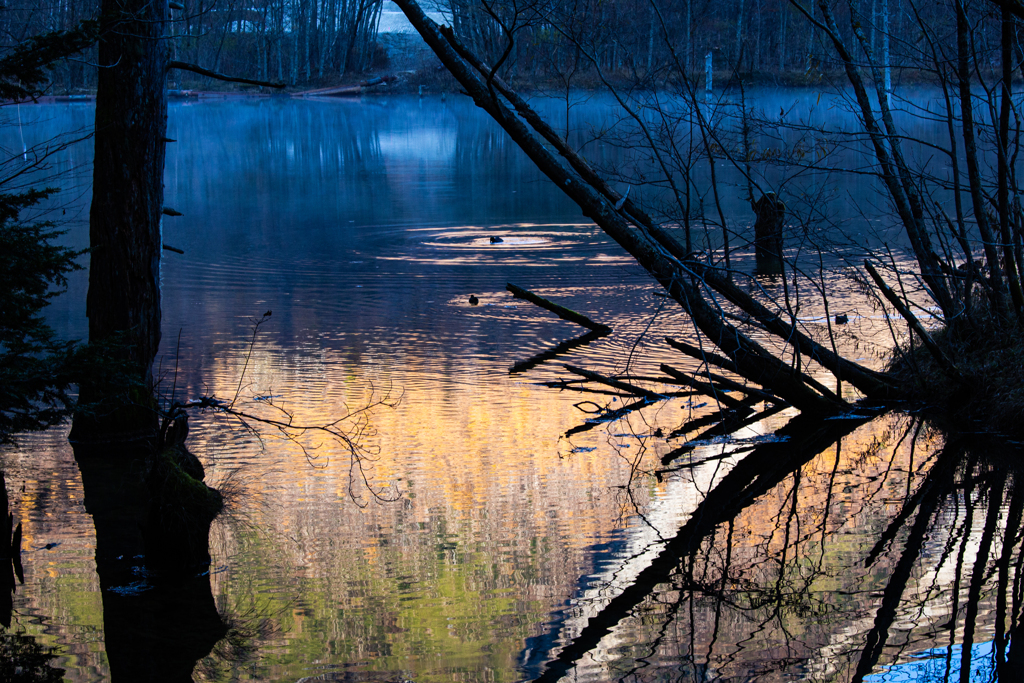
[665,336,738,373]
[563,364,666,401]
[681,365,788,407]
[661,402,790,466]
[666,334,844,407]
[296,76,395,97]
[864,260,962,380]
[507,283,612,333]
[394,0,869,415]
[658,364,747,410]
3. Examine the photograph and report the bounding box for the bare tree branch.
[167,60,286,88]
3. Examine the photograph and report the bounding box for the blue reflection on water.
[866,641,996,682]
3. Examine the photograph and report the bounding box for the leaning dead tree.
[397,0,1024,430]
[395,0,897,419]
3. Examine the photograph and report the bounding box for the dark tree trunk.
[74,443,226,682]
[55,0,227,674]
[753,192,785,275]
[71,0,168,441]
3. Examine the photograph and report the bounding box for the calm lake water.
[1,91,1021,681]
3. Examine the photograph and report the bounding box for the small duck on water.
[469,295,479,305]
[490,236,504,243]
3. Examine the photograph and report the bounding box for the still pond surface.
[2,92,1021,681]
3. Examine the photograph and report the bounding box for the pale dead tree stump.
[753,192,786,275]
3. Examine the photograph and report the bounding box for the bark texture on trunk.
[74,0,168,439]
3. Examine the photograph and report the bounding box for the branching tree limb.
[864,260,964,380]
[167,61,286,88]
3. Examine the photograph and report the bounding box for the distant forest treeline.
[0,0,1007,91]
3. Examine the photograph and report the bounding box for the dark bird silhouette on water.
[469,295,479,305]
[835,313,849,325]
[490,236,504,243]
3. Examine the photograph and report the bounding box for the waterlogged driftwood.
[668,330,843,407]
[704,369,788,406]
[665,396,786,445]
[666,409,744,440]
[565,397,656,437]
[695,401,789,442]
[563,364,666,401]
[681,260,888,403]
[541,384,637,398]
[661,402,790,467]
[661,349,785,405]
[298,76,395,97]
[507,283,612,333]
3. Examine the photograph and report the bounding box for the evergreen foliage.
[0,190,83,441]
[0,17,100,441]
[0,630,66,683]
[0,18,100,101]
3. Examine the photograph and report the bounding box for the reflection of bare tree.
[531,413,866,681]
[527,418,1024,682]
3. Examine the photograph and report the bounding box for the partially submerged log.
[658,364,747,410]
[864,260,963,381]
[563,364,666,401]
[680,402,789,452]
[564,397,656,437]
[507,283,612,333]
[661,363,788,407]
[665,336,738,373]
[297,76,396,97]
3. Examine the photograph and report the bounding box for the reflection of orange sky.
[2,261,954,681]
[1,361,992,683]
[188,334,658,547]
